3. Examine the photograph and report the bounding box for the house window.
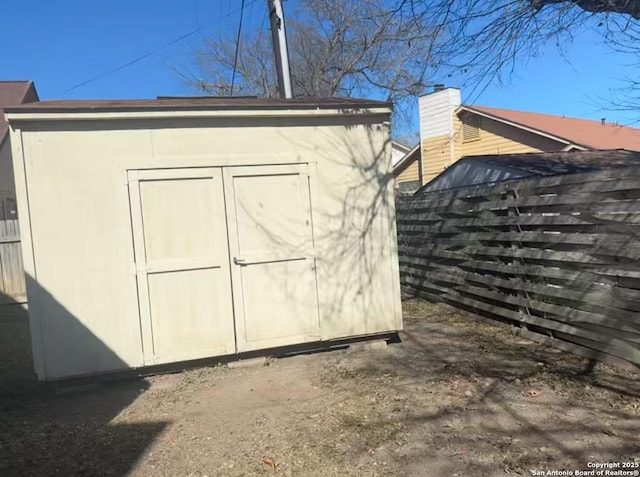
[462,115,481,142]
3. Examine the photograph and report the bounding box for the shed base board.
[37,331,402,383]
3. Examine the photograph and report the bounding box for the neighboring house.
[0,81,39,219]
[419,149,640,193]
[395,87,640,190]
[391,140,412,167]
[393,144,421,192]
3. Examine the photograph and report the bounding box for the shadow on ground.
[316,299,640,476]
[0,297,166,477]
[2,296,639,476]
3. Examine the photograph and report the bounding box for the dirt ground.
[1,300,640,477]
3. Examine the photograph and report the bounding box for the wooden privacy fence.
[0,219,26,304]
[396,167,640,368]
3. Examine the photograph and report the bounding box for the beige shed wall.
[11,115,402,380]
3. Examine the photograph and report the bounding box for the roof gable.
[392,144,421,176]
[0,81,39,146]
[461,105,640,152]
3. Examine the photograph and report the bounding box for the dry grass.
[1,299,639,476]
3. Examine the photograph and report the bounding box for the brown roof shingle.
[464,105,640,152]
[0,81,39,145]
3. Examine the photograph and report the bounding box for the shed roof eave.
[5,107,392,123]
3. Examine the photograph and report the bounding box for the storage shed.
[5,97,402,381]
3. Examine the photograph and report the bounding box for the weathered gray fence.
[0,220,26,304]
[396,166,640,368]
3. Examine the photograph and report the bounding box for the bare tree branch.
[178,0,640,133]
[533,0,640,18]
[180,0,445,133]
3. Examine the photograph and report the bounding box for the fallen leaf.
[263,457,277,470]
[449,448,467,456]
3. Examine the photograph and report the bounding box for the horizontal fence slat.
[397,195,640,215]
[398,214,640,229]
[398,240,640,262]
[402,266,640,308]
[398,208,640,224]
[399,255,640,286]
[398,244,626,267]
[398,232,632,246]
[403,270,640,317]
[397,167,640,203]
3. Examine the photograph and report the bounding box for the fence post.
[505,186,532,331]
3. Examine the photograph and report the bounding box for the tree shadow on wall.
[258,116,399,333]
[213,114,399,341]
[0,281,168,477]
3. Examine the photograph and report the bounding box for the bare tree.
[186,26,277,97]
[181,0,640,131]
[533,0,640,18]
[409,0,640,102]
[181,0,447,132]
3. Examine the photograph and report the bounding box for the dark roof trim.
[5,97,392,114]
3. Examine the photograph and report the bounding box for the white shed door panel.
[129,168,236,365]
[224,165,320,352]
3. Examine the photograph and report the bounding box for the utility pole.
[267,0,293,99]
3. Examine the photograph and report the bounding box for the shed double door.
[129,164,319,365]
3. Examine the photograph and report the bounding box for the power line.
[60,30,198,95]
[59,0,259,96]
[230,0,246,96]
